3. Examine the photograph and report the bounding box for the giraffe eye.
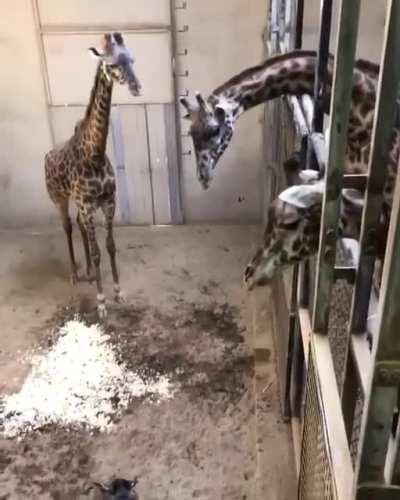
[204,127,220,140]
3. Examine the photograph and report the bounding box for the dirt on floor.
[0,225,296,500]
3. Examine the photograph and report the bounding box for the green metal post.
[355,153,400,491]
[312,0,361,333]
[349,0,400,335]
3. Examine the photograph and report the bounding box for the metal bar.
[287,96,309,138]
[351,335,370,396]
[270,0,280,53]
[144,106,156,225]
[342,350,359,443]
[295,0,304,49]
[298,259,310,307]
[301,95,314,131]
[312,0,361,333]
[348,0,400,334]
[169,0,185,223]
[385,402,400,484]
[311,334,354,499]
[312,0,333,133]
[343,174,368,191]
[297,308,311,367]
[309,132,326,172]
[334,265,356,284]
[284,264,299,420]
[357,485,400,499]
[354,142,400,487]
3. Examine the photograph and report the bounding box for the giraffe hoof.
[86,271,96,284]
[114,286,126,304]
[114,292,126,304]
[97,303,108,321]
[70,272,79,286]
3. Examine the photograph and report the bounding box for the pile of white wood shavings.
[0,319,174,438]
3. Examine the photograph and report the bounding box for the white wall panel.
[43,32,174,105]
[37,0,171,28]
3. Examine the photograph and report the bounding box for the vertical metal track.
[169,0,185,223]
[294,0,304,50]
[341,0,400,460]
[348,0,400,334]
[312,0,361,333]
[312,0,333,134]
[354,169,400,493]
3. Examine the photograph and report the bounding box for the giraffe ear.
[91,481,110,493]
[278,181,324,208]
[88,47,103,59]
[299,169,320,184]
[129,477,139,489]
[180,97,197,119]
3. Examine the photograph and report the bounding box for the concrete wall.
[0,1,54,227]
[176,0,266,224]
[0,0,266,228]
[302,0,387,62]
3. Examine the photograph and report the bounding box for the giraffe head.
[89,478,139,499]
[243,180,364,290]
[180,93,234,189]
[89,33,141,96]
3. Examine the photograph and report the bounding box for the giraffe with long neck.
[242,154,396,291]
[45,33,141,319]
[180,50,385,190]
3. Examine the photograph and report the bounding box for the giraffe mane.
[212,50,380,98]
[212,50,317,96]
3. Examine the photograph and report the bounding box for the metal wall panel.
[43,32,174,105]
[37,0,171,28]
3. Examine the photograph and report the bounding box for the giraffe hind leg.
[81,209,107,320]
[77,211,94,282]
[58,199,78,285]
[102,200,124,303]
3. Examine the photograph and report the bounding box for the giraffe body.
[89,477,139,499]
[45,33,141,319]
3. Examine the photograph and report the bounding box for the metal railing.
[265,0,400,497]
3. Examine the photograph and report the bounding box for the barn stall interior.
[2,0,400,499]
[0,1,296,499]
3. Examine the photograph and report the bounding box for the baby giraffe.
[45,33,141,319]
[243,177,375,290]
[89,477,139,499]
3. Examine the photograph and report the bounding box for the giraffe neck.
[209,50,319,120]
[80,62,113,159]
[208,50,377,145]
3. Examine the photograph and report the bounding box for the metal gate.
[265,0,400,497]
[32,0,183,225]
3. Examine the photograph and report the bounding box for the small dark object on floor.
[89,478,139,499]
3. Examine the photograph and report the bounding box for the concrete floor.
[0,225,296,500]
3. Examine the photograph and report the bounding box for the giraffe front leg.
[77,211,94,282]
[102,201,125,304]
[58,199,78,285]
[82,212,107,320]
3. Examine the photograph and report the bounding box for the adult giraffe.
[180,50,382,190]
[45,33,141,319]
